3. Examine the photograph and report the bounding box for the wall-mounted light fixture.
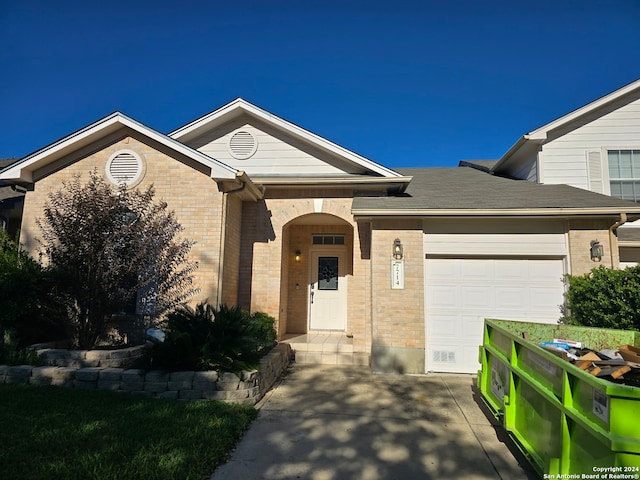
[590,240,604,262]
[393,238,403,260]
[295,250,301,262]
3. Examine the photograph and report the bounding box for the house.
[490,78,640,267]
[2,95,640,374]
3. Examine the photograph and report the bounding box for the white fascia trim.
[116,115,238,180]
[352,208,640,217]
[169,98,404,179]
[493,78,640,172]
[253,175,413,184]
[527,79,640,141]
[0,113,238,182]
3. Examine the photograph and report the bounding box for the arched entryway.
[281,214,354,335]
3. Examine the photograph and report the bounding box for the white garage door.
[425,258,565,374]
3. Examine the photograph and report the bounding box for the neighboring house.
[0,157,25,239]
[491,78,640,267]
[2,97,640,374]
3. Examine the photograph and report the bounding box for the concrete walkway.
[211,364,538,480]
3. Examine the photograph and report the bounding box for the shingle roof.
[352,167,640,215]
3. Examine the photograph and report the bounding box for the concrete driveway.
[211,364,538,480]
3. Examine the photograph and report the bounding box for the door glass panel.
[318,256,338,290]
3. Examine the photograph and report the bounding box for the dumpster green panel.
[479,318,640,475]
[514,379,562,470]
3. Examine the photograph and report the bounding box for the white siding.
[510,152,539,182]
[424,218,567,256]
[184,118,365,176]
[540,98,640,189]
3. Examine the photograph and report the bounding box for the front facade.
[4,94,640,374]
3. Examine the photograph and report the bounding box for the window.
[312,234,345,245]
[608,150,640,203]
[318,256,339,290]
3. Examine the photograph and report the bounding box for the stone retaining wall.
[0,343,291,405]
[35,344,149,369]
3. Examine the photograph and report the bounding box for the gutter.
[351,208,640,217]
[609,213,628,268]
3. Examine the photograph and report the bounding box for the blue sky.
[1,0,639,168]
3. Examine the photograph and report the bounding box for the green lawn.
[0,384,258,480]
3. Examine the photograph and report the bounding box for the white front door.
[309,250,347,330]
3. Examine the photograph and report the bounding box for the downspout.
[216,175,247,307]
[216,172,247,305]
[609,213,627,268]
[216,192,227,308]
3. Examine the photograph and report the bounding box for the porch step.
[281,333,370,366]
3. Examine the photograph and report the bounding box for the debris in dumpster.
[619,345,640,364]
[553,338,583,349]
[534,339,640,386]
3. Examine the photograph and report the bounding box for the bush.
[0,329,43,366]
[0,230,70,356]
[562,265,640,330]
[147,303,277,372]
[37,171,198,349]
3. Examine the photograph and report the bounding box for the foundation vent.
[433,350,456,363]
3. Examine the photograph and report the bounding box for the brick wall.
[221,194,243,306]
[20,132,226,305]
[567,219,616,275]
[236,189,372,352]
[370,219,425,350]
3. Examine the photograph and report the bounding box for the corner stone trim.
[0,343,291,405]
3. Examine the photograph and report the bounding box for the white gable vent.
[106,150,143,186]
[228,130,258,160]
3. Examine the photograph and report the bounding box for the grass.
[0,384,258,480]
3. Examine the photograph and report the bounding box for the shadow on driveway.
[211,364,538,480]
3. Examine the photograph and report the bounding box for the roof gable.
[494,78,640,172]
[0,112,239,183]
[169,98,406,180]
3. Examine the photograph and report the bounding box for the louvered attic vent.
[228,130,258,159]
[106,151,143,186]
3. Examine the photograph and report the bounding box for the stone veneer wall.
[0,343,291,405]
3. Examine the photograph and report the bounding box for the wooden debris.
[595,365,631,379]
[618,345,640,364]
[577,352,601,362]
[542,345,569,361]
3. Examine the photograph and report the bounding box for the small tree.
[37,171,198,348]
[562,265,640,331]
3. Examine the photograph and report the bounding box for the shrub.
[0,329,43,366]
[147,303,277,372]
[0,230,70,355]
[562,265,640,330]
[37,171,198,349]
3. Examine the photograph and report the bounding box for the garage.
[425,257,566,373]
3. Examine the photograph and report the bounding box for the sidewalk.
[211,364,538,480]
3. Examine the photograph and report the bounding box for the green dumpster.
[478,319,640,477]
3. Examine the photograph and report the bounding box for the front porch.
[281,332,370,366]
